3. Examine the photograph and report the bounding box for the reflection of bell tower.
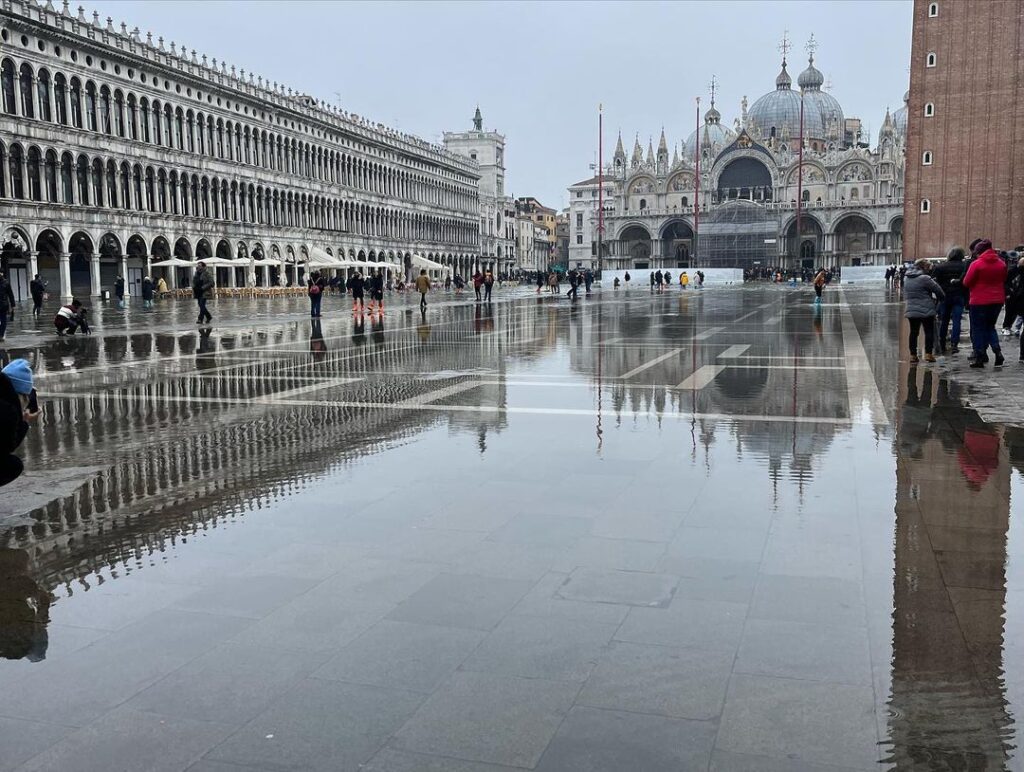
[884,370,1012,767]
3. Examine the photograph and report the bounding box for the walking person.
[904,259,944,363]
[141,275,155,310]
[813,268,827,303]
[192,262,214,324]
[415,269,430,312]
[584,269,594,294]
[29,274,45,318]
[0,272,16,342]
[964,239,1007,368]
[933,246,968,354]
[347,271,365,315]
[156,276,168,296]
[624,271,631,290]
[307,271,325,318]
[484,270,495,302]
[650,271,657,292]
[0,359,40,488]
[114,275,126,309]
[1003,254,1024,336]
[472,271,483,302]
[368,270,385,314]
[536,272,544,294]
[679,271,689,290]
[566,270,579,300]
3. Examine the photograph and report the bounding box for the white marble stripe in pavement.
[396,379,485,406]
[838,287,890,425]
[693,326,726,340]
[37,390,861,425]
[270,377,363,399]
[676,364,727,389]
[717,344,751,359]
[618,348,687,379]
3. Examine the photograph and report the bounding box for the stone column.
[59,252,72,300]
[89,256,101,296]
[28,250,38,283]
[120,256,129,296]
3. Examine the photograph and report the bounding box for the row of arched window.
[0,57,477,212]
[0,141,477,246]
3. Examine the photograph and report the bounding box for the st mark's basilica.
[573,37,907,272]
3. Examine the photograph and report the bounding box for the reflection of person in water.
[417,312,432,343]
[351,314,366,346]
[0,549,52,662]
[309,319,327,362]
[196,327,216,370]
[370,313,385,346]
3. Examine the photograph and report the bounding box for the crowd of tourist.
[901,238,1024,368]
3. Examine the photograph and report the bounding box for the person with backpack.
[367,270,385,314]
[483,270,495,302]
[307,271,326,318]
[933,246,968,354]
[141,276,155,310]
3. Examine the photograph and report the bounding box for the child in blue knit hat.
[0,359,39,487]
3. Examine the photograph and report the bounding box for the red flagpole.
[598,104,603,274]
[694,97,701,264]
[796,90,804,267]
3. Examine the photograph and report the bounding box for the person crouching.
[54,299,90,336]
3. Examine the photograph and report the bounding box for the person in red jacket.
[963,239,1007,367]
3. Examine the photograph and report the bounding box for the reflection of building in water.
[884,370,1013,767]
[4,302,565,612]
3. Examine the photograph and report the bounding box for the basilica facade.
[0,0,481,300]
[573,46,907,273]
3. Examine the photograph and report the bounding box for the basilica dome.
[748,60,824,142]
[892,89,909,137]
[683,104,736,159]
[798,56,844,136]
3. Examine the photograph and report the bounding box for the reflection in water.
[885,370,1015,767]
[0,549,52,662]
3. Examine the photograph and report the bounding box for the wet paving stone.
[2,286,1024,769]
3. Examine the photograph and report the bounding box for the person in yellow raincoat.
[679,271,690,289]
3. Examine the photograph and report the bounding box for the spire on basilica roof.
[614,131,626,164]
[631,134,643,166]
[646,137,655,165]
[473,105,482,131]
[672,143,679,166]
[658,128,668,154]
[776,30,792,90]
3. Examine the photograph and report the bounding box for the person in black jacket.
[192,262,214,324]
[0,272,16,342]
[347,271,365,315]
[0,359,38,487]
[1003,253,1024,336]
[933,246,968,354]
[29,274,45,318]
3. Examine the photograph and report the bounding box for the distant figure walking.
[192,262,214,324]
[415,269,431,311]
[484,270,495,302]
[29,274,45,318]
[0,273,15,342]
[813,268,827,303]
[114,275,126,309]
[473,271,484,302]
[347,271,365,315]
[141,276,155,309]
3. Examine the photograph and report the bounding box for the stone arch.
[151,235,170,260]
[716,156,773,201]
[195,238,213,259]
[32,229,61,291]
[831,213,875,265]
[174,236,193,259]
[69,230,95,296]
[784,214,825,265]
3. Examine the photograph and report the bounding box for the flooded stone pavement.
[1,284,1022,771]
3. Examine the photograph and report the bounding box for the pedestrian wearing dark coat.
[0,359,38,487]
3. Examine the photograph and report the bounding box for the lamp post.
[597,104,604,276]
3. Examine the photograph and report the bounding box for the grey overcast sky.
[106,0,912,209]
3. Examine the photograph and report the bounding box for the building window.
[920,198,931,213]
[576,213,583,228]
[576,234,583,244]
[922,150,933,165]
[639,198,647,210]
[928,2,938,16]
[576,191,582,198]
[924,102,934,117]
[926,52,936,67]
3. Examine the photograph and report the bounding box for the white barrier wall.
[838,265,889,283]
[599,268,744,286]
